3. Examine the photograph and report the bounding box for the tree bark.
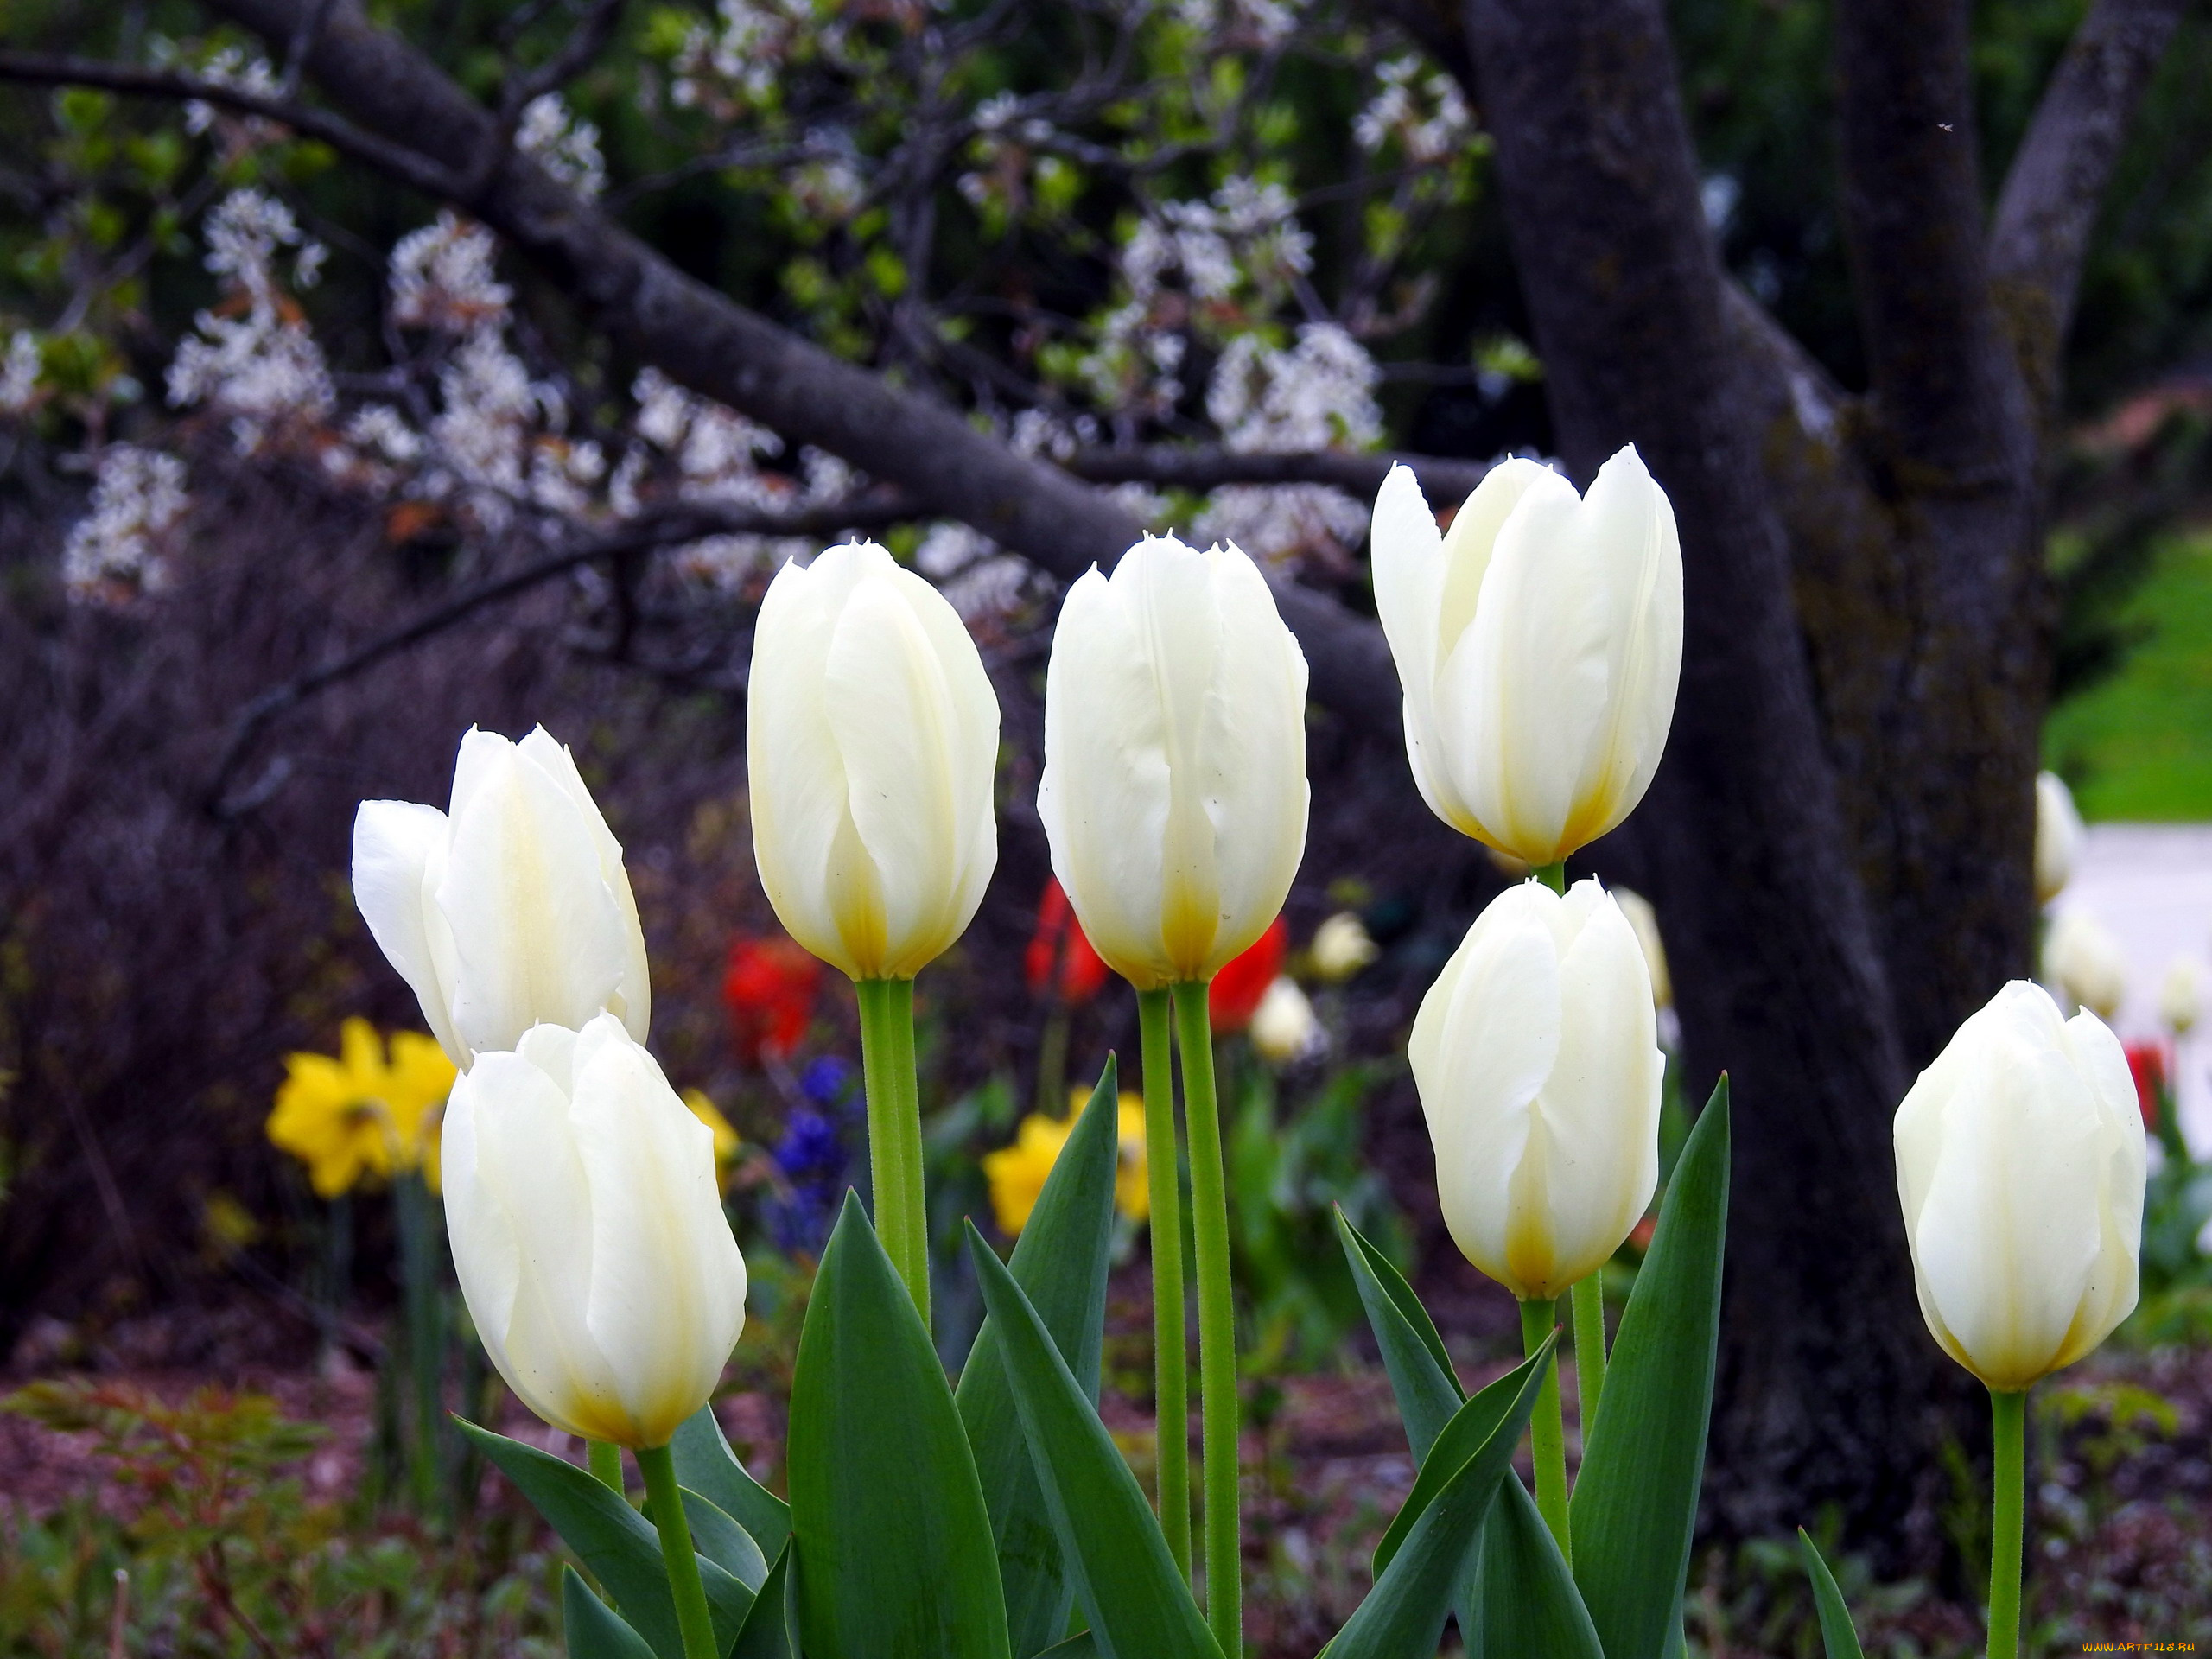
[1457,0,2183,1555]
[1460,0,1961,1554]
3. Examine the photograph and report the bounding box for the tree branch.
[1065,445,1496,504]
[1832,0,2033,478]
[0,48,466,200]
[204,497,907,815]
[194,0,1405,733]
[1990,0,2190,404]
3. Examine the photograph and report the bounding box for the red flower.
[1210,916,1289,1033]
[723,936,820,1064]
[1025,879,1110,1005]
[2126,1039,2168,1134]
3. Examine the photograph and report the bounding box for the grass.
[2047,528,2212,819]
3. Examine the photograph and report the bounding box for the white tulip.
[1311,912,1379,982]
[1411,878,1663,1301]
[2044,909,2127,1020]
[747,541,1001,981]
[1370,448,1682,866]
[1249,976,1321,1065]
[353,726,650,1068]
[2159,956,2202,1037]
[443,1013,748,1448]
[2034,771,2084,907]
[1893,982,2145,1391]
[1039,534,1309,988]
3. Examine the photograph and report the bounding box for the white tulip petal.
[747,556,865,973]
[571,1016,747,1446]
[1040,563,1180,987]
[441,740,631,1055]
[1530,892,1662,1290]
[1370,463,1446,697]
[1193,544,1308,976]
[352,799,468,1065]
[747,543,999,980]
[1894,980,2149,1389]
[1414,887,1563,1296]
[450,1046,627,1441]
[518,727,652,1041]
[1370,448,1681,864]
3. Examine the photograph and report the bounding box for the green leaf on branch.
[457,1419,754,1659]
[963,1220,1222,1659]
[730,1544,799,1659]
[1796,1529,1868,1659]
[1335,1207,1464,1459]
[1326,1335,1556,1659]
[562,1565,658,1659]
[1476,1476,1604,1657]
[671,1405,790,1562]
[957,1056,1122,1658]
[787,1192,1011,1659]
[1568,1077,1732,1659]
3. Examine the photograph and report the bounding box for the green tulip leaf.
[730,1543,799,1659]
[957,1056,1123,1658]
[1476,1476,1604,1657]
[1567,1077,1732,1659]
[1034,1636,1096,1658]
[964,1220,1223,1659]
[675,1487,769,1593]
[671,1405,791,1563]
[1325,1337,1554,1659]
[562,1566,658,1659]
[787,1192,1011,1659]
[459,1419,753,1659]
[1371,1343,1550,1580]
[1337,1207,1480,1639]
[1335,1207,1464,1455]
[1796,1529,1868,1659]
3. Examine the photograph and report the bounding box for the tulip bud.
[353,726,651,1068]
[2044,909,2127,1020]
[2159,956,2202,1037]
[442,1013,748,1448]
[1249,976,1321,1065]
[1370,449,1682,866]
[1611,887,1673,1013]
[1311,912,1379,982]
[747,542,1001,981]
[1893,982,2145,1391]
[1411,878,1663,1300]
[2034,771,2084,907]
[1039,535,1309,988]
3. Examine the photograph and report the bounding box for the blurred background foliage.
[3,0,2212,1648]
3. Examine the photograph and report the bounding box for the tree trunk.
[1457,0,2181,1556]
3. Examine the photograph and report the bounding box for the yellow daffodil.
[683,1088,743,1192]
[987,1092,1150,1236]
[268,1018,457,1198]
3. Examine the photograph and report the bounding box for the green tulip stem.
[1535,860,1567,894]
[1520,1297,1572,1561]
[1138,986,1193,1582]
[637,1441,719,1659]
[856,976,931,1330]
[392,1169,446,1518]
[1987,1389,2026,1659]
[1570,1274,1607,1446]
[588,1440,625,1495]
[1172,979,1241,1656]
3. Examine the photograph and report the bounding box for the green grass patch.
[2047,528,2212,820]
